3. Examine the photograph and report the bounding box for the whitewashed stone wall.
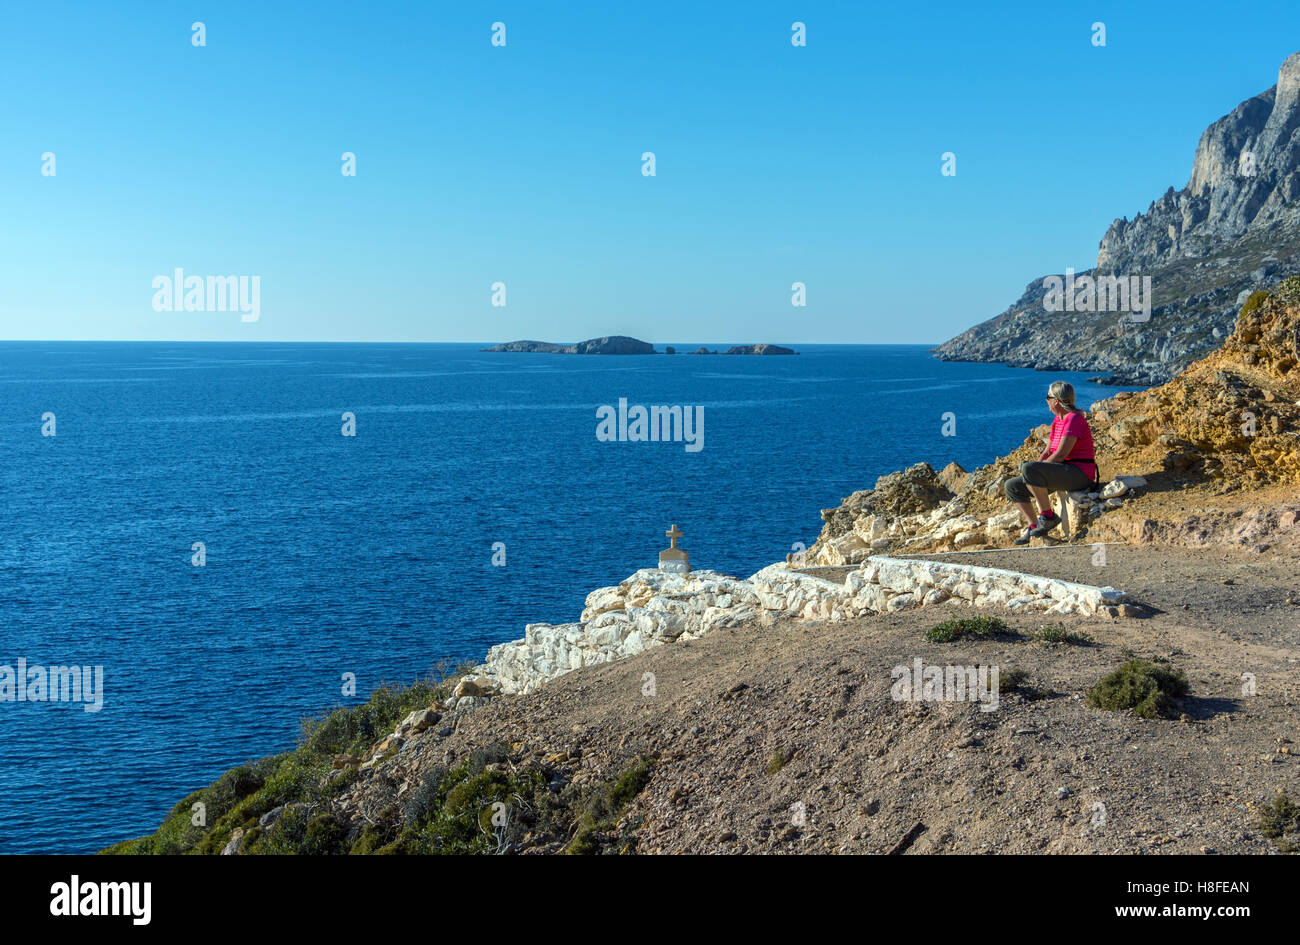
[478,556,1133,695]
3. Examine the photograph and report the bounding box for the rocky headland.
[933,51,1300,386]
[107,280,1300,856]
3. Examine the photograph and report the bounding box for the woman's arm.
[1044,434,1077,463]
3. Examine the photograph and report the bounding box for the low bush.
[925,615,1014,643]
[1256,792,1300,853]
[1086,659,1189,719]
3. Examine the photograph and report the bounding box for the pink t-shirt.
[1049,411,1095,473]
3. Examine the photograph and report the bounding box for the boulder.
[582,585,626,619]
[221,828,246,856]
[1100,479,1129,499]
[453,675,500,700]
[399,708,440,733]
[938,461,969,493]
[871,463,955,517]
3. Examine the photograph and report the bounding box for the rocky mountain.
[934,51,1300,386]
[483,336,657,354]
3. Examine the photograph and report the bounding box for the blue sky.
[2,1,1299,344]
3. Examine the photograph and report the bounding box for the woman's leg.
[1027,483,1052,515]
[1004,476,1037,525]
[1022,462,1092,515]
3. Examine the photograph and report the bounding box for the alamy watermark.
[1,659,104,712]
[596,397,703,452]
[152,269,260,322]
[1042,268,1151,322]
[891,658,1000,712]
[50,875,150,925]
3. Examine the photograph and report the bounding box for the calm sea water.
[0,342,1130,853]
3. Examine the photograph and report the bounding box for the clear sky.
[3,1,1299,344]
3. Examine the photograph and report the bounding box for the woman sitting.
[1005,381,1098,544]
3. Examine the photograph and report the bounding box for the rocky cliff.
[934,51,1300,385]
[809,277,1300,562]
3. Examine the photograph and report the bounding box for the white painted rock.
[1100,479,1129,499]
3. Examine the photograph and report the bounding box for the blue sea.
[0,342,1132,853]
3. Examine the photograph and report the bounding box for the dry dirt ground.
[405,542,1300,854]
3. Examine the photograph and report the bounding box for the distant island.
[483,336,797,355]
[483,336,655,354]
[720,344,796,356]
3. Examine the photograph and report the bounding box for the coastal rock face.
[722,344,797,355]
[1104,51,1300,272]
[483,335,656,354]
[814,276,1300,558]
[815,463,953,559]
[934,51,1300,385]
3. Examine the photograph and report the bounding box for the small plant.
[998,666,1048,701]
[564,757,655,855]
[1028,625,1093,646]
[1000,667,1030,690]
[1270,275,1300,307]
[925,615,1014,643]
[1240,288,1270,318]
[766,752,786,775]
[1256,792,1300,853]
[1086,659,1189,719]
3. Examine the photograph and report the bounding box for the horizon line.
[0,338,943,347]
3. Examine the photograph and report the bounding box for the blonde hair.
[1048,380,1079,411]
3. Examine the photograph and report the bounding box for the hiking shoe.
[1028,511,1061,537]
[1013,527,1033,546]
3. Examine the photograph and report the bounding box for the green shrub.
[101,678,442,856]
[299,680,439,763]
[997,666,1048,701]
[1270,275,1300,308]
[1028,625,1093,646]
[565,757,655,855]
[1256,792,1300,852]
[1086,659,1189,719]
[390,755,552,855]
[247,808,348,856]
[1240,289,1270,318]
[926,615,1014,643]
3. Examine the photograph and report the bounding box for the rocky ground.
[333,542,1299,854]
